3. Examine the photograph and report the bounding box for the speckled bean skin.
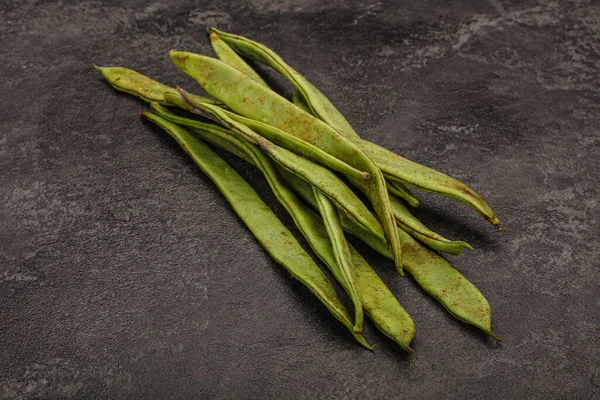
[170,51,404,272]
[142,111,371,349]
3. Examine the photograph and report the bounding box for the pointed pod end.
[407,198,420,208]
[405,345,417,360]
[461,241,475,252]
[488,331,502,342]
[176,86,198,109]
[396,264,405,277]
[490,216,505,231]
[354,334,374,351]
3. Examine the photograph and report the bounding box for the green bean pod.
[276,169,496,339]
[163,106,415,351]
[174,90,385,240]
[189,121,369,336]
[280,164,471,255]
[141,111,372,349]
[209,28,361,140]
[204,100,371,182]
[398,230,500,341]
[206,44,370,183]
[313,188,364,332]
[94,65,223,107]
[209,31,268,85]
[206,28,501,229]
[365,142,501,228]
[169,51,404,273]
[386,180,420,208]
[389,195,473,255]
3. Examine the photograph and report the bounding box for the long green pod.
[211,103,371,181]
[313,188,363,333]
[366,141,501,228]
[278,168,392,257]
[278,169,496,338]
[338,210,497,340]
[170,51,403,273]
[141,111,372,349]
[398,230,500,340]
[280,163,471,255]
[209,32,268,85]
[204,49,367,183]
[94,65,222,107]
[209,27,361,140]
[186,119,414,351]
[386,180,420,208]
[205,29,501,229]
[199,53,370,182]
[390,195,473,255]
[291,88,421,214]
[173,92,384,238]
[191,119,369,338]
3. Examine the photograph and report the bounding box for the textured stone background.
[1,0,599,398]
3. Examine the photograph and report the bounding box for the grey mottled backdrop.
[1,0,599,398]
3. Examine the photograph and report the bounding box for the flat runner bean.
[276,169,497,339]
[141,111,372,348]
[170,51,404,273]
[175,89,385,240]
[169,109,415,351]
[207,28,501,229]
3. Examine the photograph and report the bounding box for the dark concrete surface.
[1,0,599,398]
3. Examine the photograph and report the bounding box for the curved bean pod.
[190,121,369,336]
[209,27,361,140]
[170,51,403,273]
[215,106,370,181]
[313,188,364,332]
[279,161,471,255]
[182,116,414,351]
[398,229,500,341]
[175,91,384,239]
[94,65,222,107]
[364,142,501,228]
[386,180,420,208]
[389,195,473,256]
[209,31,268,85]
[276,169,496,339]
[205,29,501,229]
[141,111,372,349]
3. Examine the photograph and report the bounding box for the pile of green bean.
[96,28,502,353]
